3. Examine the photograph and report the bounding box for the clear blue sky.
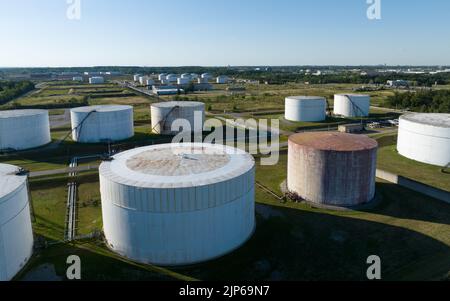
[1,0,449,67]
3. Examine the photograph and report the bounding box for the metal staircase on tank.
[344,94,366,125]
[60,110,97,144]
[151,105,180,134]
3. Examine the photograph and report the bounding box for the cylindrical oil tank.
[99,143,255,266]
[0,110,51,151]
[334,94,370,117]
[181,73,191,79]
[0,164,34,281]
[285,96,327,122]
[177,77,190,85]
[288,132,378,206]
[71,105,134,143]
[151,101,205,135]
[397,113,450,166]
[158,73,167,81]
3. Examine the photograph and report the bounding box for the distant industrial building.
[338,123,365,133]
[387,80,410,88]
[89,76,105,84]
[152,85,182,96]
[72,76,83,82]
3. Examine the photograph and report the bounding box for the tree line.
[386,90,450,113]
[0,81,35,105]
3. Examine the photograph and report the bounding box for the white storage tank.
[139,76,149,85]
[285,96,327,122]
[151,101,205,135]
[397,113,450,166]
[158,73,167,81]
[133,74,141,82]
[0,164,34,281]
[190,73,199,80]
[334,94,370,117]
[146,79,155,86]
[181,73,191,79]
[216,76,229,84]
[99,143,255,266]
[177,77,190,85]
[201,73,212,80]
[71,105,134,143]
[166,74,178,82]
[0,110,51,151]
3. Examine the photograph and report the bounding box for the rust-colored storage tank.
[287,132,378,206]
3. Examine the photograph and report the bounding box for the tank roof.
[289,132,378,151]
[0,109,47,118]
[151,101,205,108]
[400,113,450,128]
[71,105,132,113]
[0,164,27,199]
[335,93,369,97]
[99,143,254,188]
[287,96,326,101]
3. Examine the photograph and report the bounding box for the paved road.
[50,109,71,128]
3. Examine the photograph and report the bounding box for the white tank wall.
[151,102,205,135]
[177,78,190,85]
[0,110,51,151]
[285,96,326,122]
[397,114,450,166]
[334,94,370,117]
[71,106,134,143]
[99,144,255,266]
[0,164,34,281]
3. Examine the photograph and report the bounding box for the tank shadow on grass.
[166,202,450,281]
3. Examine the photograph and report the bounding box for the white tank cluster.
[0,164,34,281]
[99,143,255,266]
[285,96,327,122]
[334,94,370,117]
[71,105,134,143]
[397,113,450,167]
[0,110,51,151]
[133,74,141,82]
[151,101,205,135]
